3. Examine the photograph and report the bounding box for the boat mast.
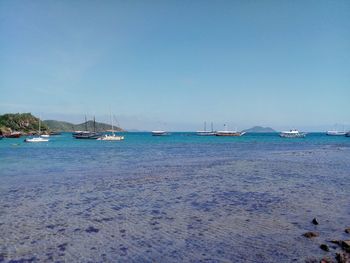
[93,116,96,133]
[211,122,213,132]
[39,117,41,135]
[85,115,88,131]
[110,112,114,135]
[204,121,207,132]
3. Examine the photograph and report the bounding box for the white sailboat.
[25,117,49,143]
[97,113,124,141]
[196,122,216,136]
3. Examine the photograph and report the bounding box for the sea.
[0,132,349,262]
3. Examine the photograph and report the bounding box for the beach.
[0,133,349,262]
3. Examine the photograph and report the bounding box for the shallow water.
[0,133,350,262]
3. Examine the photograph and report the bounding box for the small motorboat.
[326,131,346,136]
[280,130,306,138]
[152,131,169,136]
[97,134,124,141]
[41,134,50,138]
[24,137,49,143]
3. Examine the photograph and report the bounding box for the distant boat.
[41,134,50,138]
[279,129,306,138]
[49,132,61,136]
[346,132,350,137]
[25,137,49,143]
[73,116,102,139]
[197,122,216,136]
[215,131,246,136]
[25,118,49,143]
[152,131,169,136]
[5,132,22,138]
[97,113,124,141]
[215,124,246,136]
[326,131,346,136]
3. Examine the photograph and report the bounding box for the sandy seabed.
[1,145,350,262]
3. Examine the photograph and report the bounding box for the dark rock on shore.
[345,228,350,234]
[336,252,350,263]
[342,240,350,253]
[303,231,320,238]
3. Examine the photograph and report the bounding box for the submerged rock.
[85,226,99,233]
[320,244,330,252]
[312,218,319,225]
[303,231,319,238]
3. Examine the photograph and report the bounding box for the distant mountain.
[243,126,276,133]
[0,113,49,135]
[43,120,124,132]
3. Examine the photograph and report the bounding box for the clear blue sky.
[1,0,349,131]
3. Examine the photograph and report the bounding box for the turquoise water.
[0,133,350,262]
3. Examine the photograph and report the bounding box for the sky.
[0,0,349,131]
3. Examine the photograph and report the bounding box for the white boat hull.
[25,137,49,143]
[97,135,124,141]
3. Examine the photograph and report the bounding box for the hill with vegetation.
[0,113,49,135]
[243,126,276,133]
[43,120,124,132]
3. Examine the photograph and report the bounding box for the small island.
[243,126,276,133]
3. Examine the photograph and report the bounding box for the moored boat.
[346,132,350,137]
[152,131,169,136]
[279,130,306,138]
[25,137,49,143]
[326,131,346,136]
[24,118,49,143]
[5,132,22,138]
[97,112,124,141]
[215,131,246,136]
[197,122,216,136]
[73,117,102,139]
[215,124,245,136]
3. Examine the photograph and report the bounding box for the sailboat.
[24,117,49,143]
[196,122,216,136]
[73,117,102,139]
[97,114,124,141]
